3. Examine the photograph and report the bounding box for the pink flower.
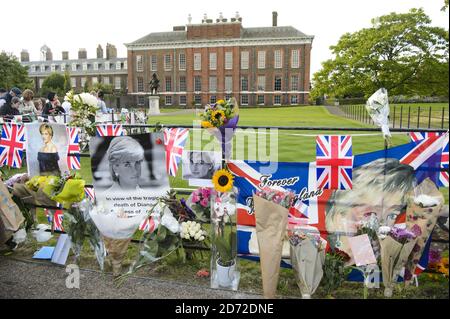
[200,198,209,208]
[192,194,200,203]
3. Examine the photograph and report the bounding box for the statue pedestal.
[148,95,160,115]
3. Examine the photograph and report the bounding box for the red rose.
[156,138,163,145]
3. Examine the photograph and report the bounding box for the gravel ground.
[0,256,262,299]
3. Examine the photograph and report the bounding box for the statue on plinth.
[149,73,160,96]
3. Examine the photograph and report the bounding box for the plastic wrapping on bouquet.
[207,115,239,165]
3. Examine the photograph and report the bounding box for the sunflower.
[217,99,225,105]
[211,110,226,125]
[212,169,234,192]
[201,120,213,128]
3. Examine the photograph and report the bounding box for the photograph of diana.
[182,150,221,187]
[25,123,69,177]
[89,133,170,216]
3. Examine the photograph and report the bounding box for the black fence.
[340,105,449,129]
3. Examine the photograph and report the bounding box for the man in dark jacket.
[42,92,65,117]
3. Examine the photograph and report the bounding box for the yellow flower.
[201,121,213,128]
[212,169,234,192]
[217,99,225,105]
[211,110,226,123]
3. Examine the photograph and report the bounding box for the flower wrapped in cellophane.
[252,188,295,298]
[365,88,391,145]
[288,227,327,298]
[200,98,239,161]
[379,225,420,297]
[186,187,212,221]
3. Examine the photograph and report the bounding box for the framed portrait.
[25,123,69,177]
[181,150,221,187]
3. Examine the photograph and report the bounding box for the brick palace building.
[126,12,314,107]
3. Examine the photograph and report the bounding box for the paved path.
[0,256,262,299]
[323,105,347,117]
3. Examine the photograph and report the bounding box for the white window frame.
[137,96,145,106]
[92,77,98,84]
[274,95,281,105]
[209,76,217,92]
[225,51,233,70]
[225,76,233,92]
[179,95,187,106]
[40,64,46,72]
[291,49,300,68]
[38,78,44,88]
[165,77,172,92]
[290,95,298,105]
[179,76,186,92]
[257,51,266,69]
[179,53,186,71]
[93,62,99,71]
[240,76,248,91]
[194,53,201,71]
[151,55,157,71]
[164,54,172,71]
[209,52,217,70]
[257,75,265,91]
[136,55,143,72]
[70,77,76,88]
[103,77,110,85]
[104,62,110,71]
[80,77,86,88]
[137,77,144,92]
[51,64,56,72]
[165,95,172,105]
[194,76,202,92]
[210,95,217,104]
[240,51,249,70]
[274,50,282,69]
[30,65,36,72]
[123,60,128,69]
[60,64,66,72]
[116,61,121,70]
[82,62,88,71]
[240,95,248,106]
[257,95,265,105]
[194,95,202,105]
[291,75,299,91]
[115,76,121,89]
[274,76,282,91]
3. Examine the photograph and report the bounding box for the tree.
[40,72,65,98]
[311,9,449,100]
[63,71,72,93]
[0,52,33,90]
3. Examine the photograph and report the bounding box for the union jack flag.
[316,135,353,190]
[44,208,64,231]
[409,132,448,187]
[66,127,80,170]
[402,132,448,186]
[164,128,189,176]
[0,123,26,168]
[139,216,159,233]
[84,187,95,202]
[96,124,124,137]
[52,210,64,232]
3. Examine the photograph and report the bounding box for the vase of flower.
[210,187,240,290]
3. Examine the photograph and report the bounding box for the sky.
[2,0,448,75]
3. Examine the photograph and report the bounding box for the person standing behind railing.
[19,89,38,115]
[0,96,21,118]
[97,90,110,114]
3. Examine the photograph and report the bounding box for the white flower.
[160,207,180,233]
[199,236,205,241]
[414,194,439,207]
[194,233,200,240]
[378,226,391,234]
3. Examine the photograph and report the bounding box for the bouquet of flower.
[254,188,296,209]
[322,247,352,297]
[186,187,212,221]
[356,213,381,259]
[66,90,98,138]
[379,225,420,297]
[199,98,239,161]
[289,228,327,298]
[25,172,85,208]
[365,88,391,146]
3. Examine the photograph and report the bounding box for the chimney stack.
[106,43,117,59]
[78,48,87,59]
[62,51,69,60]
[272,11,278,27]
[45,48,53,61]
[96,44,103,59]
[20,50,29,62]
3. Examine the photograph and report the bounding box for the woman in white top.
[19,89,38,115]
